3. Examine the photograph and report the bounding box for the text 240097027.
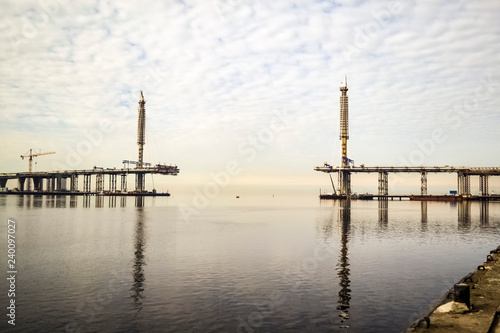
[7,219,16,326]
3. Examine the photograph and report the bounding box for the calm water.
[0,193,499,333]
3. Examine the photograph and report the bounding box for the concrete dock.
[408,247,500,332]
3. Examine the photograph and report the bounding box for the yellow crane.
[20,149,55,173]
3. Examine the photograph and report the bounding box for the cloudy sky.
[1,0,499,193]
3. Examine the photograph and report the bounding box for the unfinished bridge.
[315,77,499,200]
[0,91,179,195]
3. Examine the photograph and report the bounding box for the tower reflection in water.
[337,199,351,328]
[131,202,146,314]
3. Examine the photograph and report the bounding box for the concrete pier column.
[339,171,351,196]
[420,171,427,196]
[83,174,91,193]
[378,172,388,196]
[96,173,104,193]
[479,175,489,197]
[109,174,117,192]
[457,172,471,196]
[55,175,62,191]
[18,177,26,191]
[135,173,145,193]
[46,177,55,192]
[33,177,43,191]
[0,178,8,191]
[121,174,127,192]
[70,174,78,192]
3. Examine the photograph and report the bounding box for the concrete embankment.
[408,246,500,333]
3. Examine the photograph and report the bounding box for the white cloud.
[0,0,499,191]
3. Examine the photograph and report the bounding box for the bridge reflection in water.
[11,194,153,208]
[337,199,351,329]
[317,199,494,330]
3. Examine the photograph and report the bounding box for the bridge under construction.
[0,91,179,195]
[315,77,500,200]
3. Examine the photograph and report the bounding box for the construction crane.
[21,149,55,173]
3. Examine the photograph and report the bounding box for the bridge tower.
[339,77,351,196]
[136,91,146,192]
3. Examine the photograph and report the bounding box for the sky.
[1,0,499,195]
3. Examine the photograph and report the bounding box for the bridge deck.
[315,166,500,175]
[0,166,179,180]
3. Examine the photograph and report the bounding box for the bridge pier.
[33,177,43,191]
[479,175,489,197]
[339,171,351,196]
[0,178,7,191]
[135,173,145,193]
[46,176,56,192]
[457,172,471,196]
[18,177,26,191]
[109,174,117,192]
[83,174,91,193]
[378,172,388,196]
[96,173,104,193]
[421,171,427,195]
[70,174,78,192]
[121,174,127,192]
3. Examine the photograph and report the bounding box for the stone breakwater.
[408,245,500,333]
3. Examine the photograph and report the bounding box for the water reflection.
[337,199,351,328]
[95,196,104,208]
[378,199,388,228]
[46,195,55,208]
[70,195,77,208]
[480,201,489,227]
[131,207,146,313]
[83,195,91,208]
[55,195,66,208]
[458,201,471,230]
[108,196,116,208]
[421,202,428,232]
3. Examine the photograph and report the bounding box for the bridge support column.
[458,172,470,196]
[339,171,351,196]
[70,174,78,192]
[0,178,8,191]
[420,171,427,196]
[96,174,104,193]
[121,174,127,193]
[479,175,489,197]
[55,175,63,191]
[83,174,91,193]
[18,177,26,192]
[109,174,117,193]
[46,177,56,192]
[378,172,388,196]
[33,177,43,191]
[135,173,145,193]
